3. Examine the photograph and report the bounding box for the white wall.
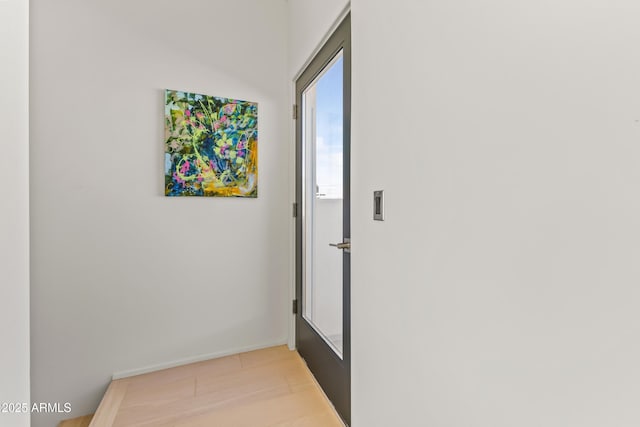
[351,1,640,426]
[30,1,289,426]
[0,1,30,427]
[312,199,343,338]
[287,0,350,78]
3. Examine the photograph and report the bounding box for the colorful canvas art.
[165,90,258,197]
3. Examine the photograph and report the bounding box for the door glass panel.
[302,50,344,358]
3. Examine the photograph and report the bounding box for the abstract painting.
[165,89,258,197]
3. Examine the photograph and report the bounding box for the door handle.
[329,242,350,249]
[329,238,351,252]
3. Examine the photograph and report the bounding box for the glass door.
[303,50,344,358]
[295,14,351,425]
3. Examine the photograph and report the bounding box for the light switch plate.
[373,190,384,221]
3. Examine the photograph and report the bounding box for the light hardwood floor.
[59,414,93,427]
[83,345,345,427]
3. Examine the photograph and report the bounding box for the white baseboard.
[112,340,289,380]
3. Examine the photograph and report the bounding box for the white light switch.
[373,190,384,221]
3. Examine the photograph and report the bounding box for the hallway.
[60,346,343,427]
[63,346,344,427]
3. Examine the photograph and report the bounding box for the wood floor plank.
[239,345,297,368]
[125,354,242,389]
[58,414,93,427]
[93,346,343,427]
[196,356,304,397]
[173,388,329,427]
[88,380,129,427]
[120,376,195,409]
[114,384,294,427]
[272,410,345,427]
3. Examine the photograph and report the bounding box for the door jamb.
[288,4,352,351]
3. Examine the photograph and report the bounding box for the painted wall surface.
[30,1,289,425]
[287,0,350,78]
[0,1,30,426]
[312,199,342,338]
[350,1,640,426]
